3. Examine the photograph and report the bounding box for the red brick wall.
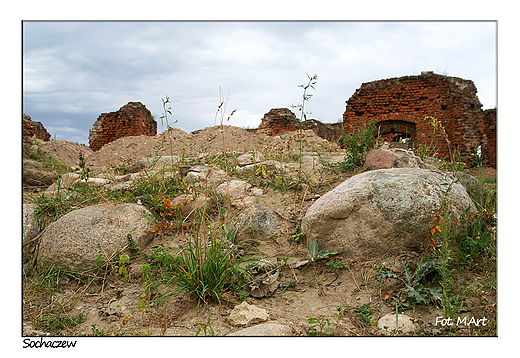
[482,109,496,168]
[256,108,343,143]
[89,102,157,151]
[343,72,493,167]
[23,114,51,143]
[257,108,300,135]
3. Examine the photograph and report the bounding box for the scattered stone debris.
[228,302,269,327]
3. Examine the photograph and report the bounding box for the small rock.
[237,160,283,173]
[114,174,132,182]
[135,195,152,205]
[183,164,227,185]
[227,323,292,336]
[74,177,111,187]
[393,155,423,168]
[108,182,133,191]
[262,160,284,171]
[250,188,263,196]
[293,260,309,269]
[23,167,59,187]
[170,193,209,219]
[217,180,251,199]
[178,164,204,177]
[231,204,279,244]
[23,204,40,243]
[45,172,81,194]
[228,302,268,327]
[237,150,266,166]
[364,149,398,170]
[377,313,417,335]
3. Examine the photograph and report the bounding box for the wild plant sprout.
[292,73,318,183]
[144,89,251,306]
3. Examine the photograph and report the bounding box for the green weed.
[195,317,215,336]
[354,303,377,327]
[326,259,345,272]
[320,117,379,173]
[116,254,131,282]
[36,311,84,334]
[292,73,318,183]
[23,140,70,175]
[142,218,254,305]
[308,239,337,263]
[339,118,379,169]
[78,152,91,181]
[291,225,306,243]
[307,315,334,336]
[454,208,496,266]
[91,323,106,336]
[375,260,443,305]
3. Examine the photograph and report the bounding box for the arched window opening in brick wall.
[376,119,417,148]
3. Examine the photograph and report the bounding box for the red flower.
[163,197,174,209]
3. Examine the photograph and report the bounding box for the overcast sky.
[22,21,496,145]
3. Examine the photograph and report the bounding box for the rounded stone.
[377,313,417,335]
[302,168,476,259]
[37,203,154,272]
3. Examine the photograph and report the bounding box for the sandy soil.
[23,126,496,337]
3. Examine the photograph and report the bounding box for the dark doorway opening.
[376,119,417,149]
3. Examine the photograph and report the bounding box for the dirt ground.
[23,125,497,337]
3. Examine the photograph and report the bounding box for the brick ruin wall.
[256,108,301,135]
[342,72,496,168]
[256,108,342,143]
[23,114,51,143]
[483,109,496,168]
[89,102,157,151]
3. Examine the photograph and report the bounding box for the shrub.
[144,220,254,305]
[340,118,379,167]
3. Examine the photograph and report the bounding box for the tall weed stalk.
[146,89,248,305]
[292,73,318,183]
[423,116,473,319]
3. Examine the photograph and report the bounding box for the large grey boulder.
[453,171,484,206]
[302,168,475,259]
[37,203,154,271]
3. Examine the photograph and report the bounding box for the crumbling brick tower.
[257,108,343,142]
[256,108,300,135]
[23,114,51,142]
[89,102,157,151]
[343,72,495,167]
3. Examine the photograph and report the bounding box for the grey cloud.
[23,21,496,145]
